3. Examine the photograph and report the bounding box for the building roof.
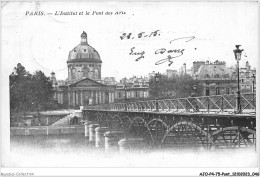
[197,64,235,79]
[67,32,102,64]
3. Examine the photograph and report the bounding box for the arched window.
[95,69,99,79]
[71,68,76,79]
[83,67,88,77]
[204,74,210,78]
[214,74,220,78]
[216,87,220,95]
[224,74,229,78]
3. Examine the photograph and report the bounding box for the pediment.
[69,78,105,87]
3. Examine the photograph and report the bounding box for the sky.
[2,2,259,81]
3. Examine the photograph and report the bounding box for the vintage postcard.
[1,1,259,176]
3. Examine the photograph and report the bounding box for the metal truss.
[83,110,256,150]
[92,93,255,114]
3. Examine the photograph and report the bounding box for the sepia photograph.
[1,1,259,176]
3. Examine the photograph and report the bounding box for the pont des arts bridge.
[83,93,256,150]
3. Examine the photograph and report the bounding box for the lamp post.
[252,74,255,93]
[191,84,198,111]
[124,84,127,111]
[233,45,243,114]
[155,73,160,112]
[192,84,197,97]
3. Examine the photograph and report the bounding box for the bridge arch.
[146,118,169,146]
[119,115,132,130]
[211,126,256,149]
[161,121,215,150]
[109,114,121,130]
[128,116,154,144]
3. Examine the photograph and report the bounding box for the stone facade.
[115,76,149,102]
[52,31,115,108]
[192,60,256,96]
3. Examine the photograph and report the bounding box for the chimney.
[183,63,186,75]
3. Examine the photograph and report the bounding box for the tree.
[149,74,203,99]
[10,64,55,119]
[9,63,32,116]
[30,70,54,116]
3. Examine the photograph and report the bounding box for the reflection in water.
[6,134,257,167]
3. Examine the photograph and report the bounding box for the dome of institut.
[67,31,102,63]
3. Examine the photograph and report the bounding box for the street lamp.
[155,72,160,111]
[252,74,255,93]
[124,84,127,111]
[191,84,198,112]
[192,84,197,97]
[233,45,244,114]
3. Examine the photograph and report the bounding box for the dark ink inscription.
[155,36,195,66]
[170,36,195,43]
[120,30,160,40]
[129,47,145,61]
[121,30,196,66]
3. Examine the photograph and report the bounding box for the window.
[74,49,76,52]
[204,74,210,78]
[216,87,220,95]
[214,74,220,78]
[84,49,86,52]
[224,74,229,78]
[135,91,138,98]
[205,87,210,96]
[118,92,121,98]
[226,88,230,94]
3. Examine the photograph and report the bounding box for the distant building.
[164,69,178,78]
[238,61,256,93]
[192,60,255,96]
[115,76,149,102]
[101,77,117,85]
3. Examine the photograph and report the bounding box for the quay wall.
[10,125,84,136]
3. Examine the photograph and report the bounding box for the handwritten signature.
[129,36,195,66]
[129,47,145,61]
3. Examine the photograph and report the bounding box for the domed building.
[53,31,115,108]
[67,31,102,82]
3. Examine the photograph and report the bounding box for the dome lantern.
[81,31,88,45]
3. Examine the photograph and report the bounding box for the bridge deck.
[83,109,256,119]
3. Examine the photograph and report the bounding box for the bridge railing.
[85,93,256,114]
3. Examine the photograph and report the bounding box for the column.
[112,92,114,103]
[68,92,71,106]
[76,91,78,105]
[96,91,98,104]
[100,91,102,103]
[90,90,93,105]
[73,91,75,107]
[108,92,111,103]
[92,90,95,104]
[103,91,105,104]
[80,90,83,106]
[57,93,60,103]
[98,91,102,104]
[61,93,63,104]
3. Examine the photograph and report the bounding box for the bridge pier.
[95,127,108,148]
[118,138,146,153]
[89,124,99,142]
[104,131,127,152]
[84,121,92,137]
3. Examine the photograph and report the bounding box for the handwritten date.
[120,30,160,40]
